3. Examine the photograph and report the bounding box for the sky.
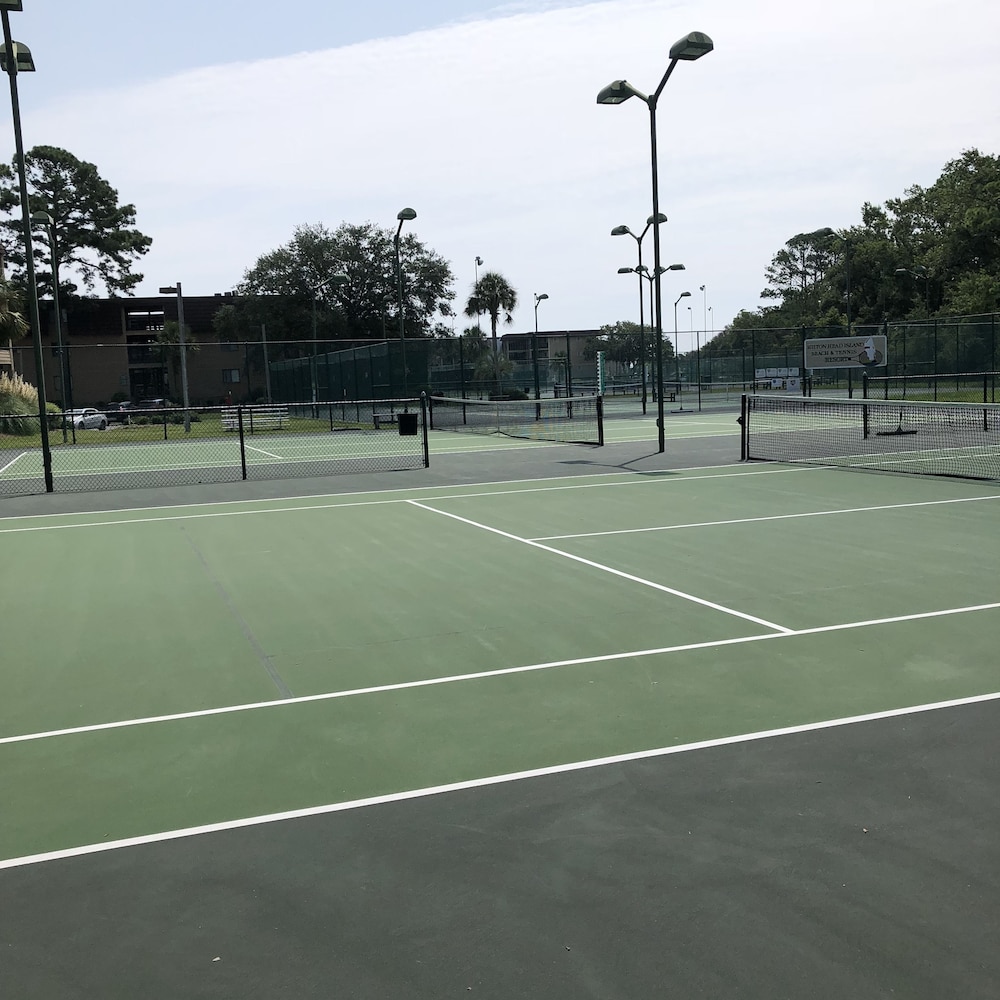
[5,0,999,348]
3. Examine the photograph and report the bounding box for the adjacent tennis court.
[1,418,997,999]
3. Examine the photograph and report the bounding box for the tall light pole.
[673,291,691,407]
[700,284,708,341]
[310,271,348,412]
[473,255,483,337]
[532,292,548,401]
[1,7,52,491]
[394,207,416,396]
[612,213,667,413]
[158,282,190,432]
[31,210,69,441]
[598,30,714,452]
[632,263,685,404]
[617,266,647,411]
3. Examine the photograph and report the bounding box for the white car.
[63,407,108,430]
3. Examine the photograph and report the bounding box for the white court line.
[244,444,285,460]
[409,499,794,633]
[0,465,821,534]
[533,493,1000,540]
[2,600,998,749]
[0,452,27,475]
[4,687,999,871]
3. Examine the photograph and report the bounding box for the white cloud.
[25,0,1000,335]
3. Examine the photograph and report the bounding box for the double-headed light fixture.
[612,214,666,413]
[598,30,713,452]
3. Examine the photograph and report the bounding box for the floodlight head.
[647,213,668,225]
[617,267,634,275]
[0,41,35,73]
[0,2,25,12]
[679,291,692,299]
[596,79,646,105]
[396,207,417,222]
[159,285,179,295]
[610,225,631,237]
[668,31,714,61]
[535,293,549,302]
[475,255,483,266]
[31,210,54,226]
[666,264,685,271]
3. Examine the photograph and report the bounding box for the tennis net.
[741,393,1000,481]
[428,394,603,445]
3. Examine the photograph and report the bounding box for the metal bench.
[222,405,289,431]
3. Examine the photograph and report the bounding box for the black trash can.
[398,411,419,436]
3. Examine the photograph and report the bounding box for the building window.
[125,310,165,332]
[222,369,241,383]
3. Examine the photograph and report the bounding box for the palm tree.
[464,271,517,389]
[0,276,28,342]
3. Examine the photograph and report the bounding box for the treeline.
[707,149,1000,358]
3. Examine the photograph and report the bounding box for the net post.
[739,394,748,460]
[420,393,430,467]
[237,406,248,480]
[597,394,604,446]
[862,402,870,439]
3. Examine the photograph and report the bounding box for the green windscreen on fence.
[429,394,603,445]
[741,393,1000,481]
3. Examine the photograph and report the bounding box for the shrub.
[0,371,40,435]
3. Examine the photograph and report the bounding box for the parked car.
[63,407,108,430]
[105,401,135,423]
[138,397,176,409]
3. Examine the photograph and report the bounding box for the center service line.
[407,499,794,634]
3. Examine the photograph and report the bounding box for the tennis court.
[1,415,998,999]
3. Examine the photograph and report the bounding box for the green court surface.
[2,430,998,999]
[2,459,998,862]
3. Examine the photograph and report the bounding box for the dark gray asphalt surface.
[2,700,997,999]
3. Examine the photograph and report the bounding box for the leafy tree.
[0,145,152,297]
[464,271,517,385]
[583,320,670,376]
[222,222,454,343]
[713,148,1000,356]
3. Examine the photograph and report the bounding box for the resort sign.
[804,335,887,370]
